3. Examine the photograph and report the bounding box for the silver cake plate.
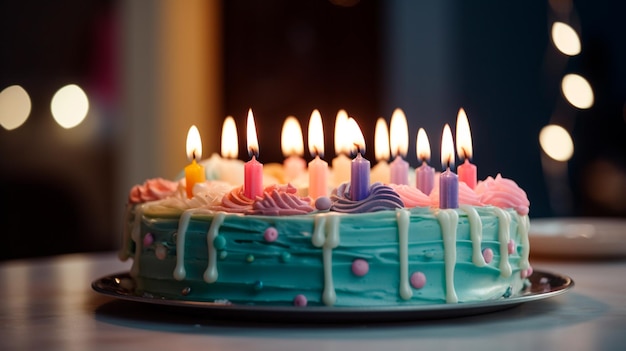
[92,270,573,323]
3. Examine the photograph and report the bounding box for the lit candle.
[281,116,306,182]
[456,107,477,189]
[371,117,390,184]
[185,125,206,198]
[244,109,263,199]
[348,118,370,201]
[307,109,328,200]
[389,108,409,185]
[415,128,435,195]
[221,116,239,159]
[440,124,459,209]
[331,109,351,186]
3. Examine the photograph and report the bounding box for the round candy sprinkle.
[219,250,228,260]
[254,280,263,291]
[293,294,308,306]
[351,259,369,277]
[181,287,191,296]
[264,227,278,242]
[280,251,291,263]
[246,254,255,263]
[410,271,426,289]
[482,248,494,264]
[315,196,332,211]
[155,244,168,260]
[143,233,154,247]
[213,235,227,250]
[521,266,533,279]
[508,240,516,255]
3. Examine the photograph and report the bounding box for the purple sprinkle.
[264,227,278,242]
[293,294,307,307]
[410,272,426,289]
[351,259,369,277]
[143,233,154,247]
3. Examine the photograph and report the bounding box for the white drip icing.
[173,210,195,281]
[396,209,412,300]
[517,213,531,270]
[436,209,459,304]
[129,204,145,277]
[492,207,512,277]
[312,213,340,306]
[460,205,486,267]
[203,212,226,283]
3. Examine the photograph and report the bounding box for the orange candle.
[185,125,205,198]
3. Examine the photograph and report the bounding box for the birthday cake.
[119,166,531,307]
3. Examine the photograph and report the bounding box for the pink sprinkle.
[410,272,426,289]
[293,294,307,306]
[143,233,154,247]
[483,248,494,263]
[521,266,534,279]
[351,259,369,277]
[508,239,516,255]
[264,227,278,242]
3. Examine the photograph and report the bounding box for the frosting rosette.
[475,174,530,215]
[129,178,179,204]
[210,186,255,213]
[387,184,431,208]
[429,180,483,208]
[250,184,314,216]
[330,182,404,213]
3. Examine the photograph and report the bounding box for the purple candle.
[347,118,370,201]
[439,124,459,209]
[351,153,371,201]
[390,156,409,185]
[415,128,434,195]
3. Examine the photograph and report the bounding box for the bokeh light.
[551,22,581,56]
[539,124,574,161]
[50,84,90,129]
[0,85,31,130]
[561,74,594,109]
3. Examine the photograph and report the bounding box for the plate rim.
[91,269,574,322]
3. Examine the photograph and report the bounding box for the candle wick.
[248,147,259,159]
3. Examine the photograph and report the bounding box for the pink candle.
[389,108,409,185]
[244,109,263,199]
[390,156,409,185]
[415,128,434,195]
[281,116,306,182]
[307,109,328,200]
[347,118,370,201]
[440,124,459,209]
[456,107,477,189]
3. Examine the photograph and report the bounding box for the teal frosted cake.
[119,163,532,307]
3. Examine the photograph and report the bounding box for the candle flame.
[334,109,350,155]
[441,124,455,169]
[281,116,304,157]
[374,117,390,162]
[455,108,473,160]
[246,108,259,158]
[308,109,325,158]
[416,128,431,162]
[221,116,238,159]
[389,108,408,158]
[186,125,203,161]
[348,117,366,156]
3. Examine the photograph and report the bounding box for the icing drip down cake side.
[119,172,532,307]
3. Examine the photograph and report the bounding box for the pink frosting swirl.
[429,180,483,208]
[475,174,530,215]
[387,184,431,208]
[209,186,254,213]
[128,178,178,204]
[250,184,314,216]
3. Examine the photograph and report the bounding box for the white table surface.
[1,251,625,351]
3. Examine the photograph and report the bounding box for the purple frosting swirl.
[330,182,404,213]
[249,189,314,216]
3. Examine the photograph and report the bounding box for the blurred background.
[1,0,624,260]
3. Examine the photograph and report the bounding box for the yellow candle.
[185,125,206,198]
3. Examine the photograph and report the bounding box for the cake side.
[121,204,530,307]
